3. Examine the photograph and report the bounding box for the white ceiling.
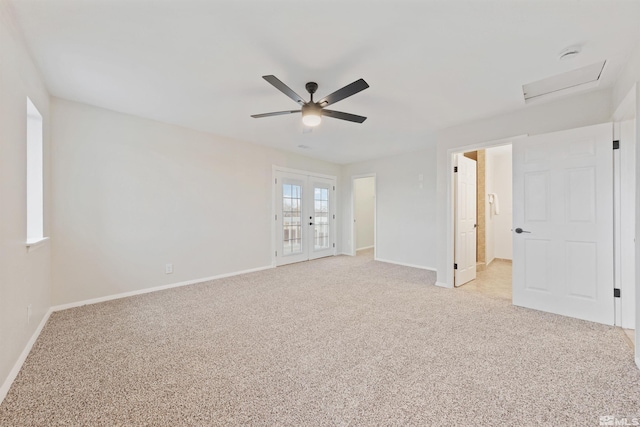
[10,0,640,164]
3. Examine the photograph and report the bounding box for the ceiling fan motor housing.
[305,82,318,95]
[302,103,321,115]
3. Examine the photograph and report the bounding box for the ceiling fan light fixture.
[302,112,321,127]
[251,75,369,125]
[301,104,322,127]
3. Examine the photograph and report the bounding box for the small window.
[26,97,44,243]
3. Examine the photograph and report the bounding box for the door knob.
[309,222,314,226]
[514,228,531,234]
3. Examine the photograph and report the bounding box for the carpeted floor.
[1,250,639,426]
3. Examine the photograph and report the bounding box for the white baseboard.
[0,307,53,405]
[51,265,274,312]
[0,264,274,406]
[338,252,354,256]
[374,257,437,272]
[435,281,452,288]
[356,246,374,251]
[486,257,512,267]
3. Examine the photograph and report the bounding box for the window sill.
[26,237,49,253]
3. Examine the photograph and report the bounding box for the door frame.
[612,84,637,331]
[445,135,527,289]
[350,173,377,257]
[271,165,338,267]
[610,83,639,369]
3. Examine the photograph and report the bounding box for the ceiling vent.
[522,60,606,103]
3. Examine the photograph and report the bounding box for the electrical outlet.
[165,263,173,274]
[27,304,32,324]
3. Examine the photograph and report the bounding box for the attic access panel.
[523,60,606,103]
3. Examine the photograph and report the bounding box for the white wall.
[51,98,342,306]
[0,0,51,397]
[485,150,495,265]
[342,144,438,269]
[485,145,512,262]
[342,90,611,275]
[435,88,613,288]
[354,177,375,250]
[613,42,640,112]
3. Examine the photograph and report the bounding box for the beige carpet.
[1,250,639,426]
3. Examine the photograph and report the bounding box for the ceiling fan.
[251,75,369,127]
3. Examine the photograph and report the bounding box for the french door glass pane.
[283,183,303,255]
[314,186,330,250]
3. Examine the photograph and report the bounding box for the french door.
[275,170,336,266]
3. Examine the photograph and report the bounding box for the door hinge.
[275,214,277,220]
[454,263,458,270]
[454,166,458,173]
[333,186,335,191]
[275,178,278,184]
[333,214,335,219]
[613,140,620,150]
[275,250,277,257]
[333,243,335,248]
[614,288,621,298]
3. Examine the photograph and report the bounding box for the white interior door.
[512,123,614,325]
[308,177,335,260]
[275,170,336,266]
[455,154,477,287]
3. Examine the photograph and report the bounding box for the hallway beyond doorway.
[458,259,512,301]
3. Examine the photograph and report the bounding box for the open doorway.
[453,145,513,300]
[352,175,376,257]
[447,125,620,327]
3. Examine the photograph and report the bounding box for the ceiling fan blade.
[251,110,300,118]
[317,79,369,107]
[321,109,367,123]
[262,75,307,106]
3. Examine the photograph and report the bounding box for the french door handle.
[513,228,531,234]
[309,222,314,226]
